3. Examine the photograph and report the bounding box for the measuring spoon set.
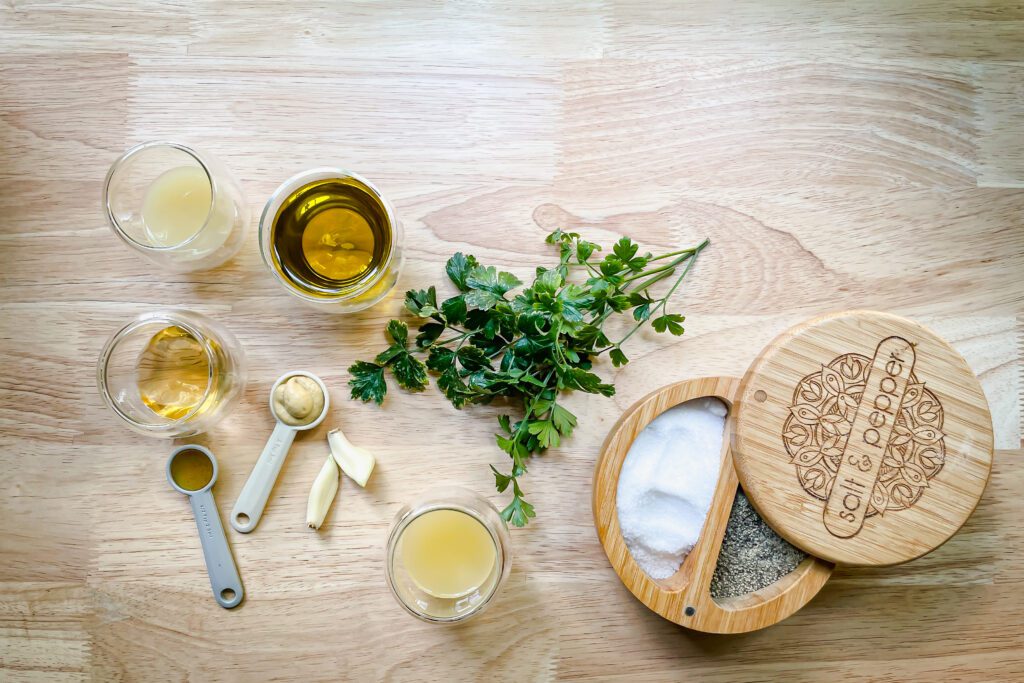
[167,370,329,609]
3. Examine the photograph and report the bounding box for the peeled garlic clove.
[327,428,375,487]
[306,454,340,530]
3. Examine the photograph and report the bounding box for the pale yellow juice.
[141,166,213,247]
[398,509,497,598]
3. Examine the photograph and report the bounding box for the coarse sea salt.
[616,396,727,580]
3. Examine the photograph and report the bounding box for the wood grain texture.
[1,2,1023,681]
[593,376,834,633]
[733,311,994,566]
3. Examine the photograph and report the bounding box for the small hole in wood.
[685,606,696,616]
[753,390,767,402]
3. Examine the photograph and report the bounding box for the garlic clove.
[327,428,375,487]
[306,454,340,530]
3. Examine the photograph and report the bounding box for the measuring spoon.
[166,445,244,609]
[231,371,329,533]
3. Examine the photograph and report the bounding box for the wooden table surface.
[2,3,1022,681]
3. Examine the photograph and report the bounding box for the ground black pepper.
[710,489,807,599]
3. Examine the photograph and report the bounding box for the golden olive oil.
[270,177,392,297]
[170,448,215,491]
[135,325,230,421]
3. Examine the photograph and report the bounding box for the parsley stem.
[626,264,679,293]
[646,246,697,262]
[616,239,707,347]
[433,331,472,346]
[622,262,676,284]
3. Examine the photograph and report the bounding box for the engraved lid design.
[733,311,993,567]
[783,342,948,541]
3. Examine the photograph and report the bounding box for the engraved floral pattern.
[782,353,946,516]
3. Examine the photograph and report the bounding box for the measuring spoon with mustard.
[231,371,329,533]
[166,445,244,609]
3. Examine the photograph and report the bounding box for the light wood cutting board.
[1,2,1022,681]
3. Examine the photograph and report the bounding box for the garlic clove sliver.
[306,454,340,530]
[327,428,375,487]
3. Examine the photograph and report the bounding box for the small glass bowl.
[258,167,404,313]
[386,486,512,624]
[104,141,249,272]
[97,310,246,438]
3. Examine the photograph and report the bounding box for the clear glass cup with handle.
[103,141,249,272]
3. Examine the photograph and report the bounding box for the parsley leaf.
[466,265,522,295]
[386,320,408,346]
[437,367,475,408]
[426,346,456,372]
[527,419,559,449]
[491,465,513,492]
[558,366,615,397]
[456,345,490,371]
[652,313,686,336]
[613,237,650,272]
[501,480,536,528]
[576,240,599,262]
[446,253,479,291]
[405,287,439,318]
[392,352,428,391]
[415,322,445,348]
[441,294,468,324]
[464,289,501,311]
[348,361,387,404]
[550,404,577,436]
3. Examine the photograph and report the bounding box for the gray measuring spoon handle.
[231,422,296,533]
[190,489,244,609]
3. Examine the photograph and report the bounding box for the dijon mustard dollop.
[272,375,325,426]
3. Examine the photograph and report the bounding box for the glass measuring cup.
[231,371,330,533]
[166,445,244,609]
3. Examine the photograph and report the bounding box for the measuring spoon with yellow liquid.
[231,371,329,533]
[166,445,244,609]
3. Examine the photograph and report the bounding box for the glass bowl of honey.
[386,486,512,624]
[97,310,247,438]
[258,168,404,313]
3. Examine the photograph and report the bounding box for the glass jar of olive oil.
[258,168,404,313]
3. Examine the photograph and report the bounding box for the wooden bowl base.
[593,376,833,634]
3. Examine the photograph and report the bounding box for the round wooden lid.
[732,311,994,567]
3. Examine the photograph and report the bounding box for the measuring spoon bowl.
[230,371,329,533]
[167,445,244,609]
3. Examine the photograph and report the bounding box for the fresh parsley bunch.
[349,230,709,526]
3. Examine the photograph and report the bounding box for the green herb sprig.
[349,230,709,526]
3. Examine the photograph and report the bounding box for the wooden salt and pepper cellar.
[593,311,995,633]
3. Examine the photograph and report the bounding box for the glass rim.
[257,167,399,303]
[385,493,509,624]
[97,311,218,431]
[103,141,219,252]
